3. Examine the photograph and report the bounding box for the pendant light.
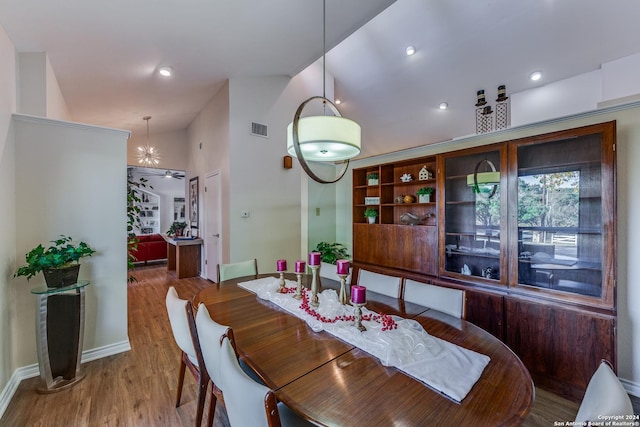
[137,116,160,167]
[286,0,361,184]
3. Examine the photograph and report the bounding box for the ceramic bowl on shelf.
[403,195,416,204]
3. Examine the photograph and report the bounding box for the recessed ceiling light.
[439,102,448,110]
[334,98,342,105]
[159,66,173,77]
[405,45,416,56]
[530,71,542,81]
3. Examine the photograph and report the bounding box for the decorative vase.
[419,194,431,203]
[403,195,416,204]
[43,264,81,288]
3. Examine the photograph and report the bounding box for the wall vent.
[251,122,268,138]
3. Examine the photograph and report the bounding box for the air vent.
[251,122,268,138]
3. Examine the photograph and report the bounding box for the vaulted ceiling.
[2,0,640,159]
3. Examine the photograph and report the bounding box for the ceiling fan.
[139,169,185,180]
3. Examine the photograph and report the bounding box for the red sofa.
[129,234,167,264]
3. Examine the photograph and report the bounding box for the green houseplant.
[364,207,379,224]
[313,242,350,265]
[167,221,188,237]
[366,172,379,185]
[416,187,434,203]
[14,235,96,287]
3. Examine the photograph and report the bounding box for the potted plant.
[313,242,350,265]
[366,172,379,186]
[417,187,434,203]
[364,208,379,224]
[14,235,96,288]
[167,221,188,237]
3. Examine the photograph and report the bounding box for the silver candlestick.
[353,303,366,332]
[293,272,303,299]
[338,273,349,305]
[309,265,320,307]
[277,271,287,293]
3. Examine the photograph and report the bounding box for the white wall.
[13,115,130,364]
[17,52,71,121]
[127,128,188,171]
[186,82,231,265]
[0,23,17,404]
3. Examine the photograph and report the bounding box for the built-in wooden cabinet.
[353,157,438,275]
[438,144,508,286]
[352,121,617,402]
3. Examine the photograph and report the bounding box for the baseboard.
[0,339,131,419]
[621,377,640,398]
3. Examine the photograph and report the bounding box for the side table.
[30,280,90,393]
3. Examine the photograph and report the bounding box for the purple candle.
[295,260,306,273]
[337,260,350,275]
[351,285,366,304]
[309,252,321,266]
[276,259,287,272]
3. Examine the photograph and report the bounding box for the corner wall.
[13,115,130,365]
[0,22,17,406]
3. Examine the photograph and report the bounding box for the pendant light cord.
[322,0,326,100]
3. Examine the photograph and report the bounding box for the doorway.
[204,171,222,281]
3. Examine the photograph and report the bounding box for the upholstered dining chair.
[356,269,403,298]
[194,303,229,427]
[165,287,209,427]
[319,262,351,285]
[574,360,634,424]
[218,334,312,427]
[216,258,258,283]
[403,279,466,319]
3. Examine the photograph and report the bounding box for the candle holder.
[338,273,349,305]
[277,271,287,293]
[293,272,303,299]
[353,303,367,332]
[309,264,320,307]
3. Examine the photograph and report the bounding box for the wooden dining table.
[193,274,534,426]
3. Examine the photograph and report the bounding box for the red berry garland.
[295,288,397,331]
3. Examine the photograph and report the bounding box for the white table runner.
[238,277,490,402]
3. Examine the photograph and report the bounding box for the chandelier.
[286,0,361,184]
[137,116,160,167]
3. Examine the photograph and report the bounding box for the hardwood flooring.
[1,264,637,426]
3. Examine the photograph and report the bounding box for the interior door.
[205,171,222,281]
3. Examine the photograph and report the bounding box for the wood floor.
[1,264,637,426]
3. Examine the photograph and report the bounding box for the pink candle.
[336,260,350,275]
[351,285,366,304]
[309,252,321,266]
[276,259,287,272]
[295,260,306,273]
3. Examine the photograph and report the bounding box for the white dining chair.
[194,303,230,427]
[218,334,312,427]
[404,279,466,318]
[165,287,209,427]
[356,269,402,298]
[575,360,634,425]
[217,258,258,283]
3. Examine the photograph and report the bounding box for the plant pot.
[418,194,431,203]
[367,216,377,224]
[368,178,379,186]
[43,264,81,288]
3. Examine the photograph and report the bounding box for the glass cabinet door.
[511,124,614,305]
[440,146,507,284]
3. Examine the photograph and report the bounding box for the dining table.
[193,273,534,426]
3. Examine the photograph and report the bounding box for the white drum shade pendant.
[287,0,361,184]
[287,114,361,162]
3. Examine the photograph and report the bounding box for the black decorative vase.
[43,264,81,288]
